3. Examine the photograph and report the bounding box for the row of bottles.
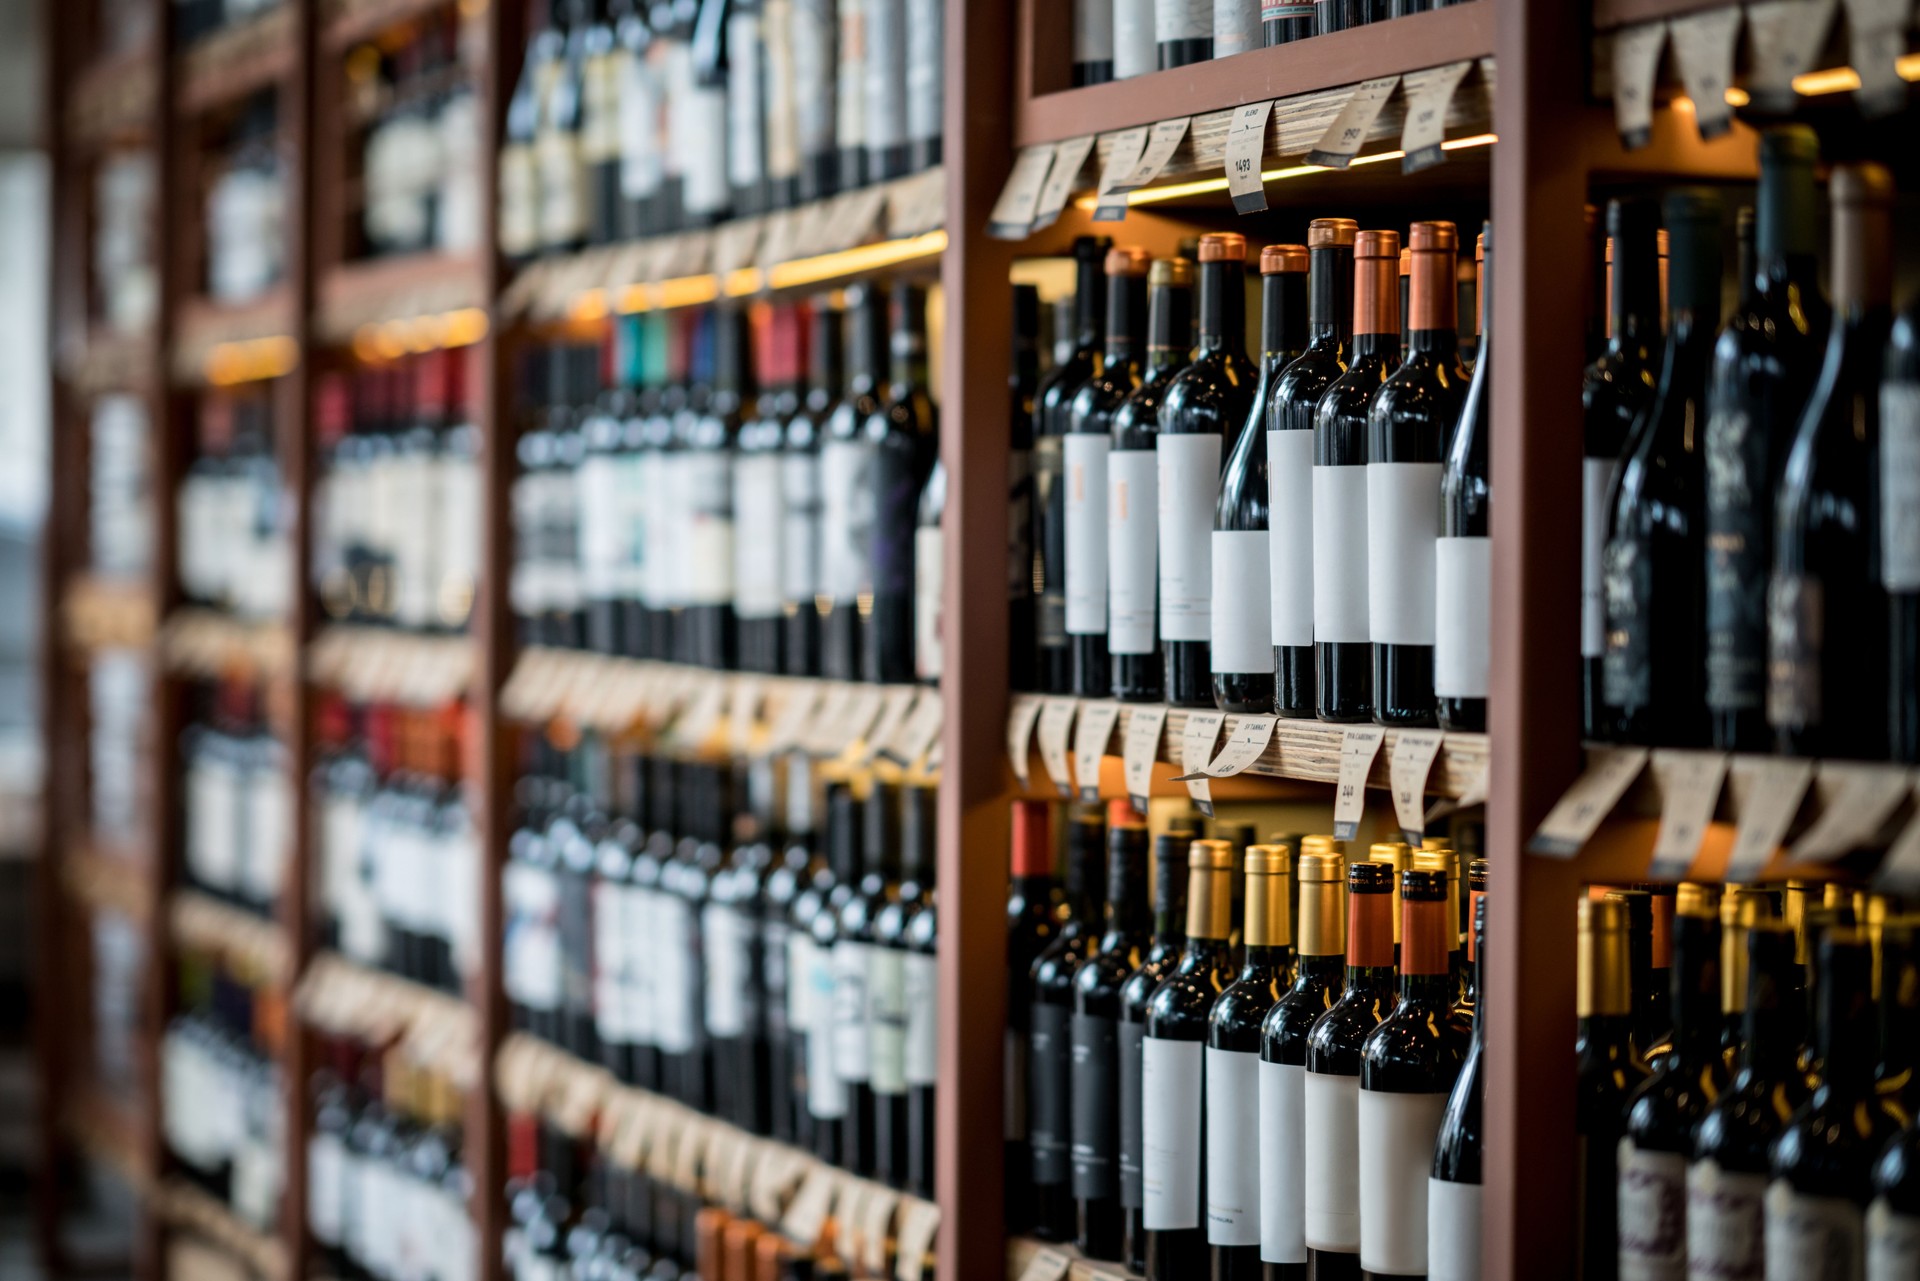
[501,738,939,1194]
[1024,221,1490,730]
[1007,800,1486,1280]
[93,150,157,335]
[313,692,481,996]
[313,347,481,634]
[204,90,288,304]
[348,9,483,259]
[182,681,290,918]
[510,283,943,684]
[1069,0,1474,83]
[178,385,291,621]
[1578,880,1920,1279]
[308,1032,478,1281]
[497,0,944,260]
[91,393,152,579]
[1585,131,1920,763]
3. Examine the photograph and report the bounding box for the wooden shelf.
[66,43,159,147]
[59,330,158,397]
[1008,1237,1140,1281]
[63,839,157,926]
[62,574,158,655]
[152,1178,289,1281]
[60,1079,153,1191]
[176,8,296,116]
[169,890,291,986]
[315,252,486,343]
[160,608,296,683]
[172,288,298,384]
[1015,2,1494,147]
[308,624,475,707]
[322,0,458,51]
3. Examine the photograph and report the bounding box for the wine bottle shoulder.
[1365,352,1468,463]
[1262,974,1340,1065]
[1145,962,1228,1038]
[1267,347,1345,433]
[1208,969,1283,1047]
[1358,996,1470,1091]
[1304,987,1392,1075]
[1120,948,1180,1019]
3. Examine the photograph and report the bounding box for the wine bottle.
[1011,284,1043,692]
[1766,929,1902,1276]
[1142,838,1236,1281]
[1369,220,1468,728]
[498,12,548,259]
[680,305,746,670]
[761,0,800,211]
[821,285,888,682]
[1160,233,1256,708]
[1111,259,1194,704]
[537,0,590,254]
[578,0,622,243]
[900,784,938,1198]
[1269,218,1356,719]
[1879,919,1920,1120]
[1120,831,1190,1272]
[863,0,908,181]
[1007,799,1063,1231]
[1437,222,1492,733]
[1038,238,1112,694]
[1214,0,1259,56]
[916,453,946,685]
[677,765,730,1112]
[1884,292,1920,762]
[791,0,836,202]
[833,784,889,1176]
[1033,804,1107,1239]
[1115,0,1153,76]
[1428,891,1486,1281]
[1313,229,1400,723]
[1770,163,1896,760]
[863,282,938,685]
[1070,804,1152,1260]
[808,784,861,1168]
[630,758,675,1092]
[725,0,767,215]
[1602,190,1720,746]
[866,784,913,1187]
[1156,0,1211,66]
[1617,883,1725,1277]
[634,314,677,659]
[737,304,794,675]
[1689,918,1804,1281]
[1704,127,1826,752]
[905,0,942,171]
[1713,887,1760,1068]
[1261,0,1311,42]
[579,335,627,655]
[1207,845,1294,1279]
[1067,247,1152,699]
[705,762,775,1134]
[792,779,845,1164]
[783,298,837,677]
[761,758,817,1143]
[1213,245,1307,713]
[593,808,643,1081]
[1870,1003,1920,1281]
[1582,199,1662,739]
[1075,0,1115,83]
[1576,893,1648,1281]
[1412,845,1464,1011]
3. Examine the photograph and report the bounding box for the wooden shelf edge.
[1008,1236,1142,1281]
[62,839,157,926]
[315,252,487,343]
[295,952,481,1091]
[175,9,297,116]
[63,573,159,655]
[322,0,458,50]
[172,288,298,384]
[152,1178,289,1281]
[170,889,292,987]
[66,43,159,147]
[1591,0,1729,32]
[308,623,476,706]
[60,1080,154,1193]
[160,607,296,683]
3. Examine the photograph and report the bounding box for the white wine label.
[1211,529,1272,674]
[655,898,696,1052]
[1357,1087,1449,1276]
[578,453,625,599]
[1108,449,1159,654]
[864,0,908,151]
[808,976,850,1118]
[822,438,878,601]
[308,1134,345,1246]
[1303,1070,1361,1252]
[1205,1047,1261,1246]
[703,903,748,1037]
[1880,384,1920,591]
[1582,456,1617,658]
[1113,0,1155,77]
[1687,1159,1766,1280]
[1258,1060,1307,1264]
[905,0,943,147]
[1266,432,1313,646]
[837,0,869,152]
[788,932,820,1028]
[1075,0,1114,61]
[1158,434,1222,641]
[1366,461,1443,646]
[792,0,837,159]
[1141,1036,1203,1230]
[915,523,944,682]
[1312,464,1369,644]
[1427,1177,1483,1281]
[868,945,908,1095]
[833,940,874,1081]
[1868,1197,1920,1281]
[1212,0,1259,56]
[1617,1140,1687,1279]
[681,451,736,605]
[1434,534,1491,697]
[1154,0,1210,44]
[904,952,938,1085]
[727,13,766,188]
[1765,1182,1863,1281]
[1065,434,1112,636]
[734,453,785,619]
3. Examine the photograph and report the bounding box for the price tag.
[1224,101,1274,213]
[890,689,946,768]
[1400,60,1474,173]
[1744,0,1838,112]
[893,1198,941,1281]
[1121,117,1190,190]
[1723,757,1815,880]
[886,167,946,238]
[1006,693,1046,787]
[1190,714,1278,779]
[1845,0,1911,116]
[781,1163,838,1247]
[1875,805,1920,892]
[1036,697,1080,796]
[724,1132,760,1213]
[1178,710,1228,816]
[1305,76,1401,168]
[1528,746,1649,857]
[988,144,1060,240]
[862,686,922,765]
[1073,700,1123,802]
[1122,704,1169,812]
[729,676,766,756]
[1092,125,1151,221]
[1647,750,1731,880]
[1667,7,1741,139]
[838,686,891,756]
[1032,134,1096,231]
[1610,22,1668,151]
[749,1147,810,1224]
[838,185,892,250]
[645,1108,682,1181]
[1388,730,1446,843]
[1016,1247,1074,1281]
[860,1185,902,1274]
[714,216,765,275]
[1790,763,1914,863]
[801,682,859,755]
[764,679,824,754]
[1332,726,1387,841]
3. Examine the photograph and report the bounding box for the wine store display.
[202,91,288,305]
[348,8,482,259]
[181,687,290,920]
[177,388,290,623]
[1081,0,1479,77]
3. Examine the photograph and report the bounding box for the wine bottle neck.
[1610,216,1661,348]
[1198,260,1246,354]
[1308,244,1354,341]
[1107,273,1149,365]
[1076,254,1107,347]
[1260,270,1307,361]
[1243,943,1292,977]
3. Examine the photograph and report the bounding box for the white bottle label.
[833,939,873,1082]
[788,931,820,1029]
[1366,461,1443,646]
[727,11,766,189]
[1155,0,1211,42]
[1427,1176,1484,1281]
[654,897,695,1052]
[681,450,735,606]
[1357,1087,1448,1276]
[1879,383,1920,592]
[808,949,849,1117]
[1618,1141,1688,1280]
[864,0,907,152]
[793,0,836,159]
[626,885,658,1047]
[763,0,801,179]
[702,902,747,1038]
[308,1133,345,1247]
[1764,1182,1863,1281]
[1266,430,1314,648]
[1113,0,1155,76]
[578,453,624,600]
[837,0,869,152]
[1303,1069,1360,1251]
[1256,1059,1307,1263]
[1108,449,1159,655]
[1312,465,1369,644]
[1211,529,1272,674]
[868,945,908,1095]
[1868,1197,1920,1281]
[1211,0,1259,56]
[1582,456,1618,658]
[1688,1158,1767,1281]
[822,438,878,602]
[1205,1046,1261,1246]
[734,452,785,619]
[1065,433,1112,637]
[904,952,938,1085]
[781,452,822,602]
[618,52,662,199]
[1075,0,1114,61]
[915,523,945,682]
[905,0,943,146]
[1141,1036,1203,1230]
[1435,534,1492,698]
[1158,433,1222,642]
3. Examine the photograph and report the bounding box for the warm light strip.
[608,231,947,315]
[765,231,948,290]
[205,335,300,386]
[1715,54,1919,106]
[1080,133,1500,209]
[349,307,491,364]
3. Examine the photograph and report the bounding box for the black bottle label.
[1030,1001,1072,1186]
[1069,1011,1120,1199]
[1602,533,1651,708]
[1118,1021,1145,1209]
[1705,406,1767,712]
[1766,572,1822,730]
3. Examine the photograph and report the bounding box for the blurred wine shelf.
[60,1079,153,1192]
[59,330,157,397]
[173,289,299,386]
[152,1179,290,1281]
[160,608,295,682]
[176,8,297,116]
[65,44,158,147]
[1588,0,1920,101]
[316,252,488,346]
[1008,1237,1141,1281]
[308,625,474,707]
[295,953,479,1089]
[169,890,290,985]
[322,0,462,49]
[62,574,158,655]
[63,840,156,926]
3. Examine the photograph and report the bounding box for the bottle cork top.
[1260,243,1309,274]
[1308,217,1360,248]
[1198,232,1248,263]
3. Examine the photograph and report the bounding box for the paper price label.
[1182,713,1276,779]
[1744,0,1838,110]
[1387,729,1446,843]
[1790,763,1913,863]
[1179,710,1228,815]
[893,1198,942,1281]
[1668,7,1741,139]
[1006,693,1046,787]
[1033,134,1096,230]
[1400,60,1474,172]
[714,216,765,274]
[782,1164,839,1247]
[860,1185,902,1274]
[836,185,892,251]
[1845,0,1911,116]
[749,1147,809,1224]
[671,676,729,750]
[729,676,765,756]
[1092,125,1151,221]
[1332,726,1386,841]
[839,686,891,756]
[890,689,946,767]
[1610,22,1668,151]
[1074,700,1123,802]
[1529,746,1648,856]
[1122,704,1169,812]
[1037,697,1080,796]
[1724,756,1816,879]
[1647,750,1730,879]
[1305,76,1401,168]
[801,682,858,755]
[988,143,1059,239]
[1017,1247,1073,1281]
[1225,101,1274,212]
[1122,117,1190,190]
[862,686,921,764]
[1876,805,1920,893]
[765,678,825,753]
